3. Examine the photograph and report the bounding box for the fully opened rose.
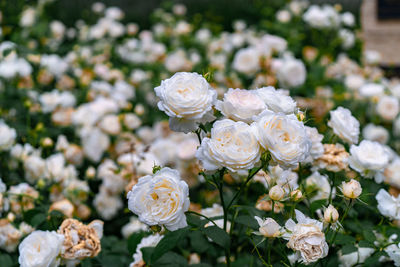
[252,110,311,169]
[196,119,262,174]
[154,72,216,133]
[127,167,190,231]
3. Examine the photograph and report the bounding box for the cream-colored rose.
[328,107,359,144]
[284,210,329,264]
[196,119,261,174]
[252,110,311,169]
[0,121,16,151]
[18,230,64,267]
[254,216,281,238]
[129,234,163,267]
[154,72,216,133]
[349,140,389,183]
[215,88,266,123]
[341,179,362,199]
[127,167,190,231]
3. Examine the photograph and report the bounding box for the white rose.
[121,217,148,239]
[276,10,291,23]
[98,114,121,135]
[196,119,261,174]
[0,121,16,150]
[284,210,329,264]
[20,8,36,27]
[349,140,389,183]
[376,189,400,220]
[328,107,360,144]
[232,47,260,75]
[359,83,384,98]
[339,29,355,49]
[154,72,216,133]
[93,188,123,220]
[215,88,266,123]
[254,216,281,238]
[344,74,365,91]
[129,234,163,267]
[385,244,400,267]
[362,123,389,144]
[256,86,297,114]
[376,95,399,121]
[304,126,324,161]
[384,158,400,188]
[275,57,306,88]
[305,172,333,201]
[127,167,190,231]
[18,230,64,267]
[341,12,355,27]
[252,110,311,169]
[338,246,374,267]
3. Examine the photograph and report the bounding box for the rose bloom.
[376,95,399,121]
[254,216,281,238]
[154,72,216,133]
[384,158,400,188]
[304,126,324,162]
[284,210,328,264]
[232,47,260,75]
[358,83,384,98]
[256,86,297,114]
[196,119,261,174]
[328,107,360,144]
[18,230,64,267]
[252,110,311,169]
[362,123,389,144]
[275,57,306,88]
[127,167,190,231]
[129,234,163,267]
[0,121,16,151]
[338,246,374,267]
[215,88,266,123]
[341,179,362,199]
[349,140,390,183]
[376,189,400,220]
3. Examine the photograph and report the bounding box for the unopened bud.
[290,189,303,201]
[269,185,285,201]
[324,204,339,223]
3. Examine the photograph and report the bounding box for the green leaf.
[363,229,376,243]
[189,231,211,253]
[310,199,327,214]
[141,247,155,264]
[201,226,230,248]
[127,232,147,254]
[333,233,356,245]
[364,251,386,267]
[31,213,46,227]
[0,254,13,267]
[341,244,357,255]
[151,227,190,263]
[358,240,374,248]
[235,215,259,230]
[153,251,188,266]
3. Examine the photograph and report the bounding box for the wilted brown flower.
[58,218,103,260]
[315,144,349,172]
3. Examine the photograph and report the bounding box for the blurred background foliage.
[2,0,362,31]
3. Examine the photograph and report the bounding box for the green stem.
[330,199,353,244]
[226,166,262,211]
[185,211,218,227]
[251,238,270,267]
